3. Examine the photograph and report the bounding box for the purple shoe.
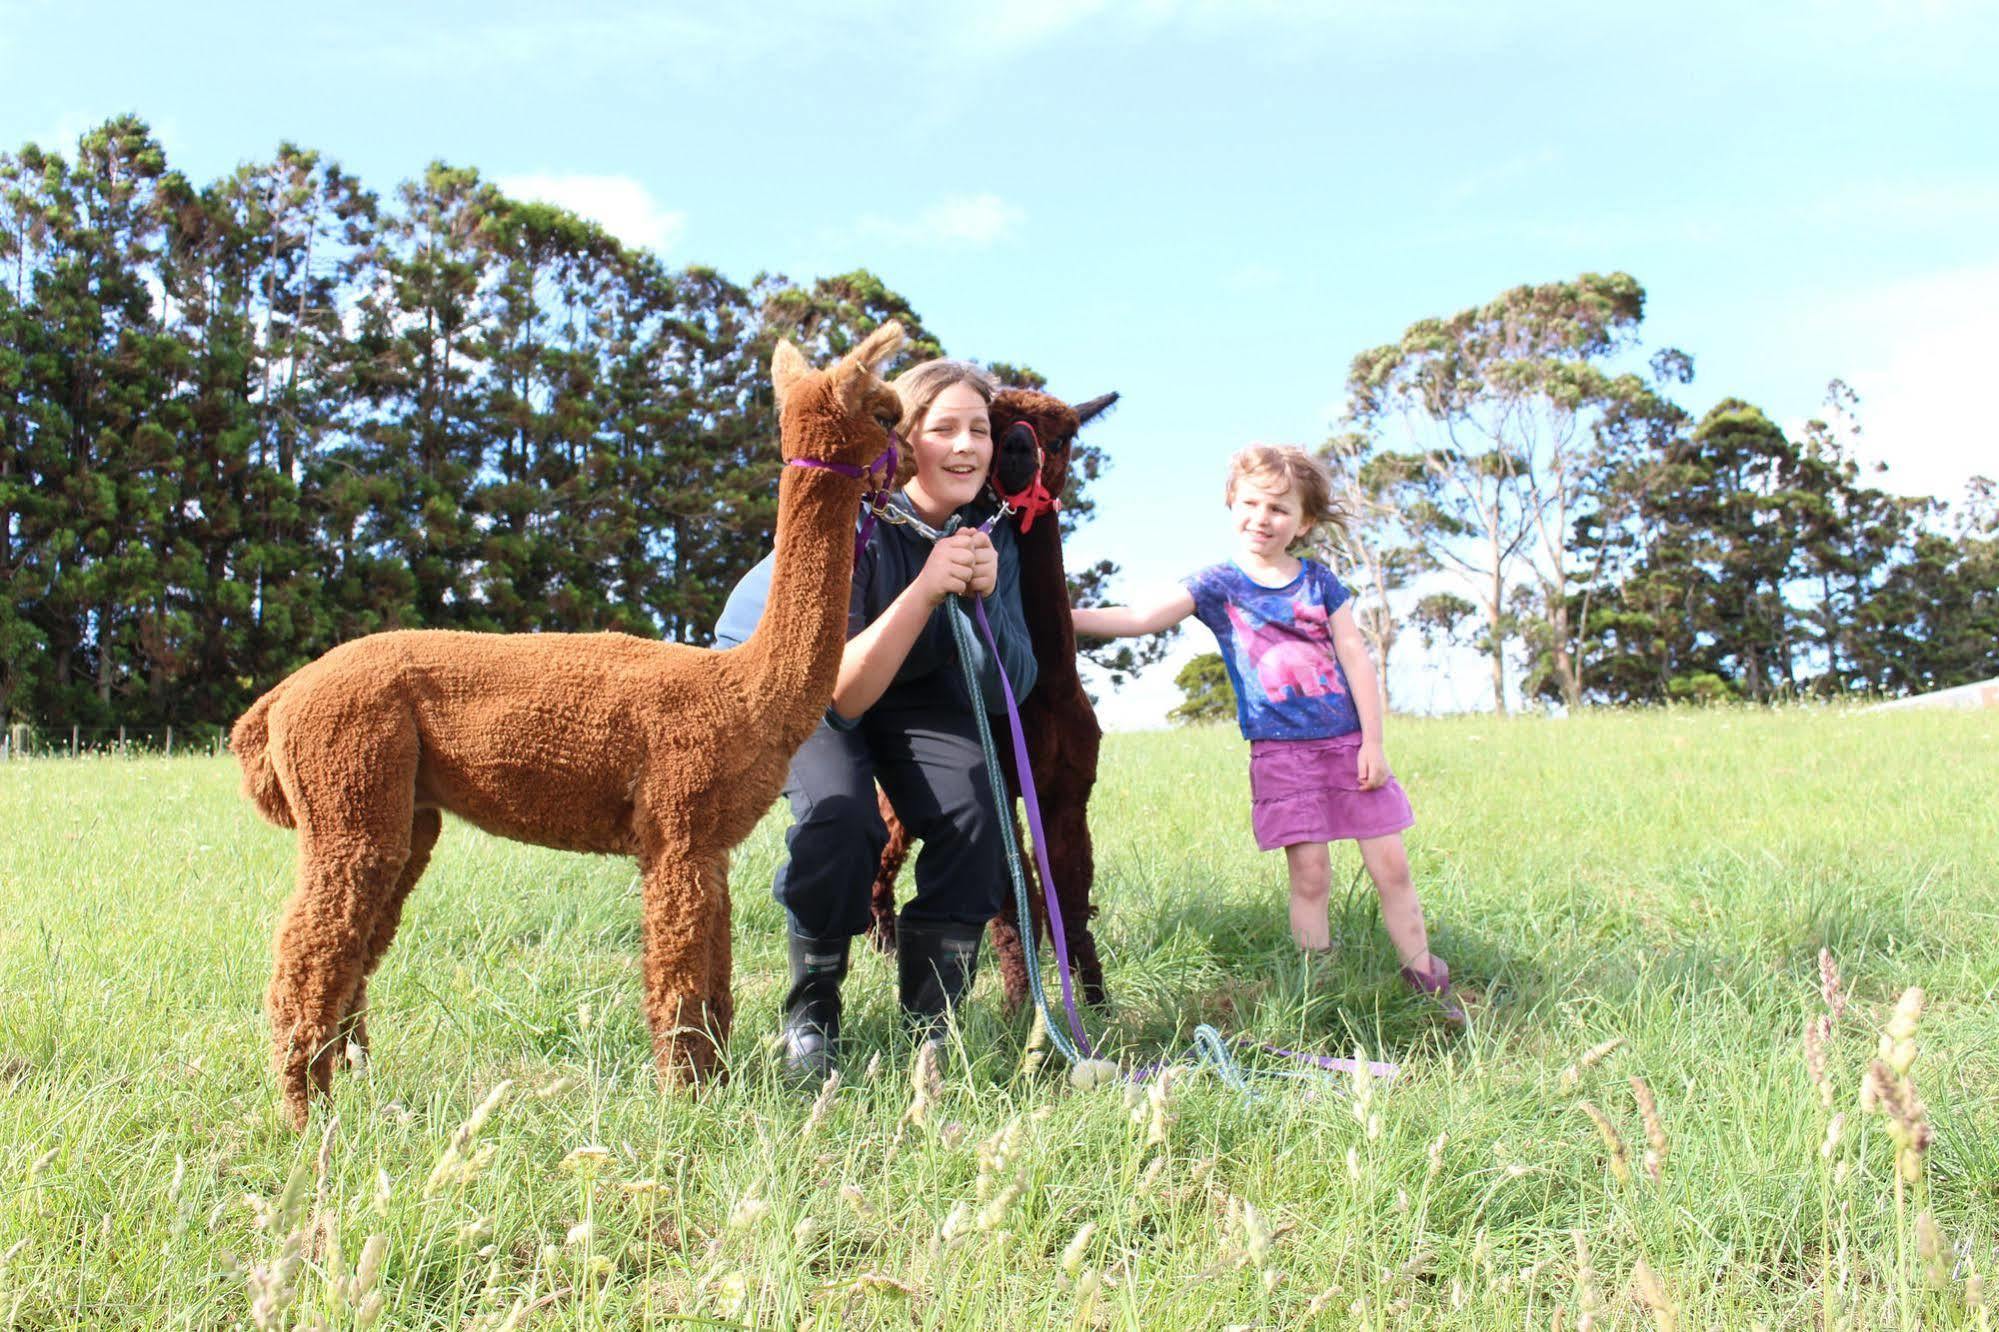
[1400,957,1468,1029]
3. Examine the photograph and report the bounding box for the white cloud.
[493,173,685,254]
[857,193,1026,248]
[1795,261,1999,503]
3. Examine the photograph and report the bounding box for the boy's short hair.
[1225,445,1344,533]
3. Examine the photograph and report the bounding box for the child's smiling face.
[1230,473,1306,561]
[905,381,993,519]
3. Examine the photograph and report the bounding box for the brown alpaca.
[232,324,908,1129]
[867,388,1119,1009]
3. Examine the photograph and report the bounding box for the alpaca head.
[990,388,1118,503]
[771,322,907,471]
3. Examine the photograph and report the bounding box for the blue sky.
[6,0,1995,721]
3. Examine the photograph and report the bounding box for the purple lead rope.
[969,596,1097,1059]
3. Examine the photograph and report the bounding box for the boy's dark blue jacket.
[712,492,1038,729]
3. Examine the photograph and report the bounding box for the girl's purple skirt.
[1248,733,1415,850]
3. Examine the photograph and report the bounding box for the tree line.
[1176,272,1995,722]
[0,116,1151,736]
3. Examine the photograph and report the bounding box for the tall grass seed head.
[1240,1201,1273,1266]
[1578,1101,1633,1185]
[1820,1112,1845,1159]
[1348,1048,1375,1122]
[1632,1259,1678,1332]
[1879,986,1924,1077]
[905,1043,943,1126]
[1061,1222,1097,1279]
[1629,1076,1668,1161]
[1819,948,1846,1019]
[1916,1210,1949,1289]
[1805,1014,1834,1105]
[807,1071,841,1132]
[727,1194,771,1231]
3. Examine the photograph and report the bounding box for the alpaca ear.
[772,340,810,405]
[851,320,905,372]
[1073,392,1120,424]
[834,322,907,413]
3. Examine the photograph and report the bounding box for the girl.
[714,359,1039,1078]
[1072,445,1463,1024]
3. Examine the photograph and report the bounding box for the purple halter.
[785,430,900,563]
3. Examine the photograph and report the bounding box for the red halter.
[991,422,1061,534]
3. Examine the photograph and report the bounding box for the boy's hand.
[961,529,999,596]
[1356,738,1390,790]
[915,531,979,606]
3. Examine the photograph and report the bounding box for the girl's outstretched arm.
[1072,585,1196,638]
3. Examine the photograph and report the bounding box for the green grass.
[2,708,1995,1329]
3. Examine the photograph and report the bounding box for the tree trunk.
[1549,597,1580,708]
[98,605,115,706]
[1377,630,1393,712]
[1489,566,1507,715]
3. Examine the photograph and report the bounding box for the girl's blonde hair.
[890,358,997,438]
[1225,445,1349,540]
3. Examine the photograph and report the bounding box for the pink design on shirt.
[1226,598,1347,702]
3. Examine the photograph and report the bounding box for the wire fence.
[2,723,232,760]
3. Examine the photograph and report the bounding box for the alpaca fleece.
[233,324,907,1130]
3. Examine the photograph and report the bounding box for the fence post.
[166,725,173,757]
[6,724,26,759]
[118,724,126,755]
[71,724,79,757]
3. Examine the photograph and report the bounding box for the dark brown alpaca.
[232,324,908,1129]
[867,387,1118,1009]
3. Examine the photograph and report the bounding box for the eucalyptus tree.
[1317,431,1432,707]
[1345,272,1687,711]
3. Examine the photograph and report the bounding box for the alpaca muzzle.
[990,421,1059,533]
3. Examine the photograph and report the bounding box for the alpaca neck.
[735,465,860,744]
[1016,518,1082,691]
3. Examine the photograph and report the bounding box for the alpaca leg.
[1042,797,1108,1008]
[867,786,911,953]
[267,837,407,1130]
[341,807,442,1066]
[699,852,735,1055]
[638,839,730,1087]
[989,809,1033,1013]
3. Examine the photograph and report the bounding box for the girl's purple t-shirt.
[1181,559,1359,740]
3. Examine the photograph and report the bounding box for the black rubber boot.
[779,933,849,1082]
[897,918,983,1049]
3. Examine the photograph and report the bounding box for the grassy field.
[2,708,1995,1329]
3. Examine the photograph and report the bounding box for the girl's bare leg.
[1282,842,1333,951]
[1356,832,1434,971]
